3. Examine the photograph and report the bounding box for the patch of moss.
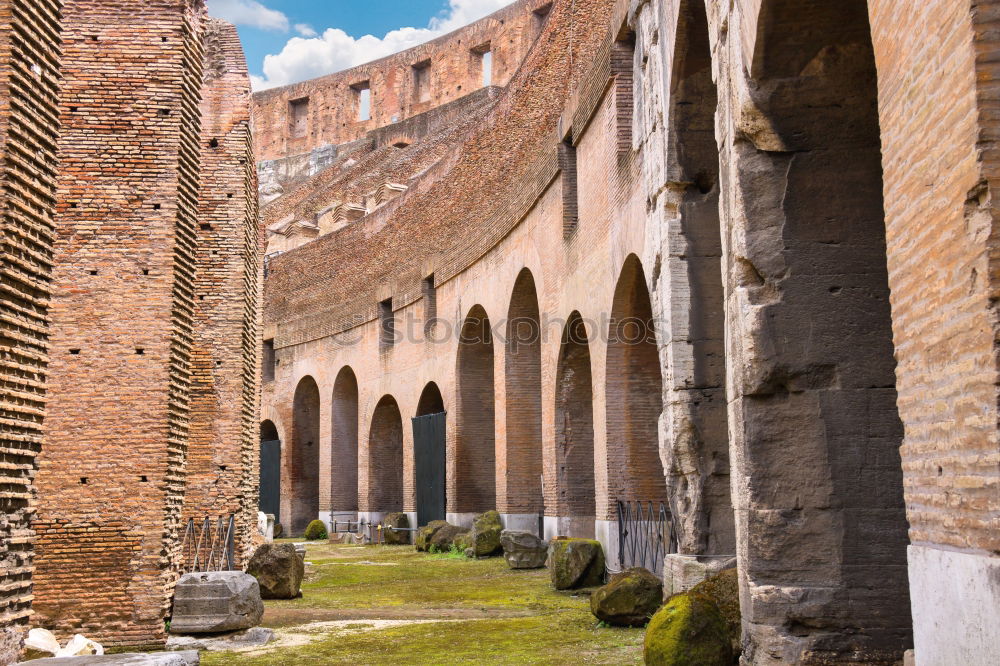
[689,569,740,653]
[643,593,732,666]
[200,542,645,665]
[304,520,327,541]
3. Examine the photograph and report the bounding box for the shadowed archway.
[453,305,496,516]
[366,395,403,514]
[289,376,320,535]
[503,269,543,524]
[331,366,359,516]
[551,312,595,537]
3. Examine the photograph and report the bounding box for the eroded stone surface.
[170,572,264,634]
[247,544,304,600]
[500,530,547,569]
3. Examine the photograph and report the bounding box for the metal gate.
[259,438,281,522]
[617,500,677,578]
[412,411,446,526]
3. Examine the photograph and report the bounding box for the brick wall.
[32,0,207,648]
[0,0,62,660]
[184,17,261,567]
[251,0,554,162]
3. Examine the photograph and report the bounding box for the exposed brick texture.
[185,17,261,568]
[258,0,1000,662]
[251,0,554,162]
[0,0,62,660]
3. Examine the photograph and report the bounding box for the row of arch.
[269,255,670,536]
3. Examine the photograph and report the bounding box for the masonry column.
[0,0,62,660]
[33,0,207,649]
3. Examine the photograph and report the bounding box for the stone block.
[590,567,662,627]
[382,512,410,545]
[662,554,736,598]
[547,538,605,590]
[470,510,503,556]
[247,543,305,599]
[166,627,273,652]
[169,572,264,634]
[500,530,547,569]
[21,653,199,665]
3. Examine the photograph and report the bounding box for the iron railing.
[180,515,236,573]
[616,500,677,578]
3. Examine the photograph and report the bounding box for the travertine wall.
[0,0,62,661]
[251,0,554,162]
[185,17,261,568]
[260,0,1000,663]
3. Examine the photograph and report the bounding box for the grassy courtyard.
[202,540,644,665]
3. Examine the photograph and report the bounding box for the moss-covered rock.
[382,512,410,545]
[415,520,448,551]
[304,519,328,541]
[590,567,662,627]
[470,510,503,556]
[453,529,474,553]
[689,568,740,654]
[247,543,304,600]
[429,523,471,552]
[643,592,733,666]
[547,538,605,590]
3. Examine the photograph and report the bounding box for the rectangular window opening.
[423,275,437,336]
[413,60,431,103]
[352,82,371,121]
[289,97,309,138]
[559,138,578,237]
[379,298,395,349]
[472,43,492,88]
[263,339,275,382]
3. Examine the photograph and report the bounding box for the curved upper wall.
[252,0,554,162]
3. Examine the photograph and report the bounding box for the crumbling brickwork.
[260,0,1000,663]
[32,0,208,649]
[185,17,261,568]
[0,0,62,661]
[252,0,554,163]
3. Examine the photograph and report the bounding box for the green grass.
[202,542,644,665]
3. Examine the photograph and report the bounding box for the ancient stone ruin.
[0,0,997,664]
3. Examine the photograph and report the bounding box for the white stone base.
[358,511,386,527]
[909,545,1000,666]
[543,515,595,541]
[595,520,618,571]
[404,511,417,530]
[500,513,541,535]
[662,554,736,597]
[447,512,477,528]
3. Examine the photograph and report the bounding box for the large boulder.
[246,543,304,600]
[547,538,605,589]
[590,567,662,627]
[643,592,733,666]
[469,510,503,556]
[429,523,471,553]
[500,530,547,569]
[689,568,740,655]
[170,571,263,634]
[382,512,410,545]
[415,520,448,551]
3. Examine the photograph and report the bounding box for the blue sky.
[207,0,515,90]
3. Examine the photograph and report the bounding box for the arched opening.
[366,395,404,514]
[289,376,320,535]
[259,420,281,523]
[551,312,595,537]
[416,381,445,416]
[733,0,910,658]
[331,367,359,517]
[605,256,666,510]
[663,0,733,557]
[503,269,543,525]
[453,305,496,516]
[414,382,447,525]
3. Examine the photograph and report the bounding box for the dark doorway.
[259,420,281,523]
[414,383,446,526]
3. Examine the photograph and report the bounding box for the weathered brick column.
[184,17,262,568]
[33,0,207,649]
[0,0,62,660]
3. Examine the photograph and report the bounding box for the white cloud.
[295,23,317,38]
[252,0,516,90]
[208,0,289,32]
